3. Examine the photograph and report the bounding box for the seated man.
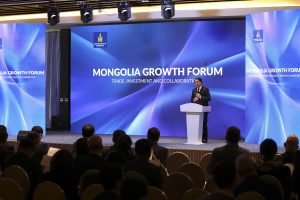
[281,134,299,164]
[0,125,15,170]
[72,124,95,158]
[147,127,168,165]
[207,126,249,175]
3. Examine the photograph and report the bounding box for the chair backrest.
[80,184,104,200]
[146,186,168,200]
[182,189,208,200]
[203,176,217,193]
[0,178,25,200]
[199,153,212,178]
[236,191,266,200]
[165,152,190,174]
[78,169,101,195]
[260,174,284,200]
[33,181,66,200]
[179,162,206,189]
[3,165,30,196]
[162,172,193,200]
[124,170,149,185]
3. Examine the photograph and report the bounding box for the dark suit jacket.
[191,85,211,106]
[0,143,15,170]
[75,153,107,176]
[152,142,168,165]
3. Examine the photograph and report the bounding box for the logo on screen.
[0,38,2,49]
[93,32,107,48]
[253,30,263,43]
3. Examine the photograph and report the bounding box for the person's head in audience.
[0,125,8,144]
[26,132,40,146]
[82,124,95,137]
[260,138,278,161]
[119,177,148,200]
[147,127,160,144]
[135,138,152,160]
[225,126,241,144]
[116,134,133,152]
[284,134,299,152]
[112,130,126,145]
[212,159,236,191]
[235,154,257,181]
[17,137,36,156]
[87,135,103,154]
[100,165,123,191]
[31,126,44,142]
[50,149,74,172]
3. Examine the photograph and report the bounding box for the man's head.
[26,131,40,146]
[31,126,44,140]
[225,126,241,144]
[235,154,257,178]
[87,135,103,154]
[0,125,8,144]
[212,160,236,190]
[284,134,299,152]
[112,130,126,144]
[18,137,36,156]
[135,138,152,159]
[82,124,95,137]
[194,77,203,88]
[260,138,277,161]
[147,127,160,143]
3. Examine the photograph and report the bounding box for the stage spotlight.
[118,2,131,22]
[47,6,60,26]
[80,3,93,23]
[161,0,175,19]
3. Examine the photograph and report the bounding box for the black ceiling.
[0,0,249,16]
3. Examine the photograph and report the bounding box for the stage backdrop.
[0,24,46,136]
[246,9,300,145]
[71,19,245,138]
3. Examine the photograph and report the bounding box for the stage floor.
[8,130,285,153]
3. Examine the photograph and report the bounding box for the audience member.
[39,149,78,200]
[124,138,165,188]
[119,177,148,200]
[73,124,95,157]
[257,138,291,200]
[292,150,300,196]
[5,137,43,198]
[200,160,237,200]
[207,126,249,175]
[147,127,168,165]
[0,125,14,170]
[102,129,126,157]
[234,154,283,200]
[75,135,107,176]
[31,125,49,162]
[281,134,299,164]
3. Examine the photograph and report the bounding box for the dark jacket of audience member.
[124,139,165,188]
[72,124,95,158]
[0,125,15,170]
[147,127,168,165]
[234,154,283,200]
[207,126,249,175]
[31,126,49,162]
[257,138,291,200]
[292,150,300,195]
[200,160,237,200]
[119,177,148,200]
[39,149,78,200]
[281,134,299,164]
[102,129,126,158]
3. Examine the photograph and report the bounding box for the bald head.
[284,134,299,152]
[87,135,103,153]
[235,154,257,177]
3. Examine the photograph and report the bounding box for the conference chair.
[2,165,30,197]
[78,169,101,195]
[178,162,206,189]
[203,176,217,193]
[0,178,25,200]
[236,191,266,200]
[146,186,168,200]
[33,181,65,200]
[260,174,284,200]
[199,152,212,179]
[80,184,104,200]
[165,152,190,174]
[182,189,208,200]
[162,172,193,200]
[124,170,149,185]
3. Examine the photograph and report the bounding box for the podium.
[180,103,211,144]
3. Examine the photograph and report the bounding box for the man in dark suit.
[191,77,211,143]
[147,127,168,165]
